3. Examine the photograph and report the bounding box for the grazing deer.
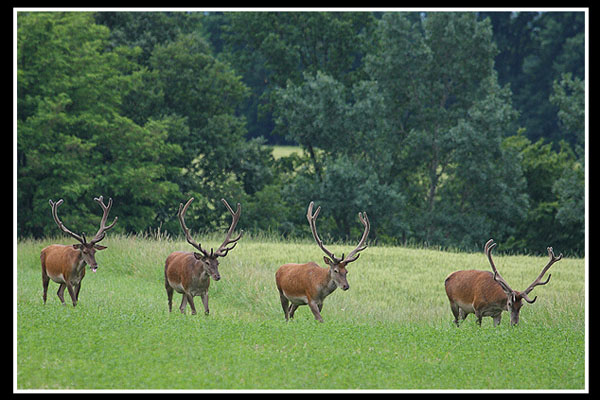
[165,197,242,315]
[41,196,118,306]
[275,201,370,322]
[444,239,563,326]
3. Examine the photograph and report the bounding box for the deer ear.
[94,244,107,251]
[193,252,203,260]
[323,256,333,266]
[72,244,83,250]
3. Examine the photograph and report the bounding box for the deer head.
[49,196,118,272]
[485,239,562,325]
[177,197,243,281]
[306,201,370,291]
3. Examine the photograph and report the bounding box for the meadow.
[15,234,587,391]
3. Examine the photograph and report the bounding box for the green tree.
[549,72,585,255]
[503,134,582,254]
[361,12,526,248]
[482,11,585,145]
[272,12,527,248]
[94,11,205,66]
[217,12,377,142]
[432,74,527,248]
[93,12,276,235]
[17,12,181,237]
[273,71,349,180]
[550,73,585,155]
[146,32,274,231]
[552,164,584,255]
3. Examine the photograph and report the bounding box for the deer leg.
[165,285,174,312]
[308,300,324,323]
[42,270,50,305]
[56,283,66,304]
[65,282,77,306]
[74,283,82,301]
[450,302,460,326]
[279,291,290,321]
[201,292,209,315]
[289,304,299,319]
[474,309,483,326]
[187,294,197,315]
[458,308,469,324]
[493,313,502,327]
[179,294,188,314]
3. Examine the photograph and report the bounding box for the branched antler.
[49,196,117,245]
[49,199,86,244]
[177,197,243,258]
[521,246,563,303]
[485,239,514,294]
[178,197,210,257]
[485,239,562,304]
[89,196,118,245]
[306,201,370,265]
[213,198,243,257]
[307,201,339,263]
[343,211,370,263]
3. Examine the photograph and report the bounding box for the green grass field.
[16,234,586,391]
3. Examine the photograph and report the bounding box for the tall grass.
[16,235,586,390]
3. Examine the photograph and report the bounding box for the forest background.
[16,10,586,256]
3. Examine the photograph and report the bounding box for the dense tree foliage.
[17,11,585,255]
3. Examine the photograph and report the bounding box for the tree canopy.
[17,10,585,255]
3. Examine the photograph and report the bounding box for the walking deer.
[444,239,563,326]
[41,196,118,306]
[164,197,243,315]
[275,201,370,322]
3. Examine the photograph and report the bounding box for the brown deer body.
[41,196,117,306]
[164,251,217,315]
[275,201,370,322]
[165,198,242,315]
[444,270,509,327]
[445,239,562,326]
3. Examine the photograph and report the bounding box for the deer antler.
[341,210,370,264]
[484,239,514,295]
[307,201,340,263]
[177,197,211,257]
[49,199,86,244]
[307,201,370,265]
[521,246,563,303]
[89,196,118,245]
[213,198,243,258]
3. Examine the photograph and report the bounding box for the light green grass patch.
[16,235,586,390]
[268,145,303,159]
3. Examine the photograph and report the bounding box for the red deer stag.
[165,197,242,316]
[445,239,562,326]
[275,201,370,322]
[41,196,118,306]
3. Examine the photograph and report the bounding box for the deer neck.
[68,251,87,281]
[317,267,338,298]
[193,259,210,280]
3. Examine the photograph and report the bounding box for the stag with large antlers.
[275,201,370,322]
[444,239,563,326]
[41,196,118,306]
[164,198,243,316]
